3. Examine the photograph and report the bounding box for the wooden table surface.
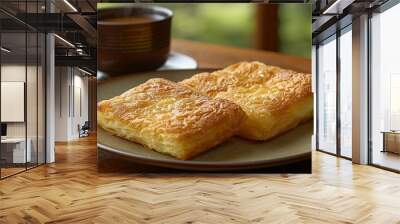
[171,39,311,73]
[98,39,312,173]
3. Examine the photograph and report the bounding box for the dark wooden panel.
[255,4,279,52]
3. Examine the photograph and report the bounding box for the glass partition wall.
[0,30,27,177]
[314,0,400,172]
[0,4,46,179]
[316,25,352,159]
[370,2,400,171]
[339,27,352,159]
[317,35,337,155]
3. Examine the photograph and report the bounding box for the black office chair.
[78,121,90,138]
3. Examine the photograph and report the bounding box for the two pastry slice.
[97,78,245,160]
[181,61,313,141]
[98,61,313,160]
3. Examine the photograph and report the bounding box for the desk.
[1,138,31,164]
[382,131,400,154]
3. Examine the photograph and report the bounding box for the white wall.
[1,65,35,138]
[1,63,46,164]
[72,73,89,138]
[1,65,26,140]
[54,67,89,141]
[55,66,70,141]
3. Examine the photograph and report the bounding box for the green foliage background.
[279,4,311,58]
[160,3,311,58]
[163,4,254,49]
[98,3,311,58]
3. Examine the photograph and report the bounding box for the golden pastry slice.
[180,61,313,141]
[97,78,245,160]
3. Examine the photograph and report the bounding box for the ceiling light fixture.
[76,48,86,55]
[323,0,341,15]
[63,0,78,12]
[54,34,75,48]
[78,67,93,76]
[1,47,11,53]
[322,0,354,15]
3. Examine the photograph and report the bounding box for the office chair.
[79,121,90,138]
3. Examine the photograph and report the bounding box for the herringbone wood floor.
[0,135,399,224]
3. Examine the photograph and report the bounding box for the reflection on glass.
[340,29,352,158]
[390,75,400,130]
[1,31,27,177]
[317,37,337,154]
[0,1,47,179]
[371,3,400,171]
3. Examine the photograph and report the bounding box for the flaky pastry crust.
[180,61,313,140]
[98,78,245,159]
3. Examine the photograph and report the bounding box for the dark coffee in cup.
[98,5,173,75]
